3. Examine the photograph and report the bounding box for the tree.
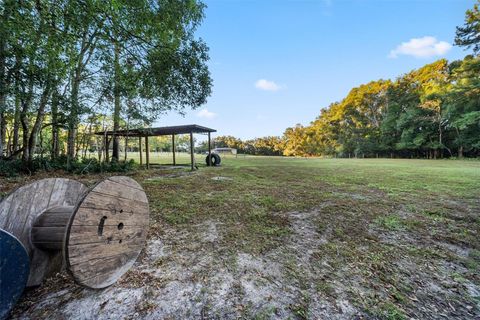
[455,0,480,55]
[444,56,480,157]
[283,125,308,156]
[97,0,212,161]
[0,0,211,169]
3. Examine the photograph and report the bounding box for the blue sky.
[154,0,475,140]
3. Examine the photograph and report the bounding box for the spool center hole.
[117,222,124,230]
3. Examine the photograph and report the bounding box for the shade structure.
[96,124,216,137]
[96,124,217,170]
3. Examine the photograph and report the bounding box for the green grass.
[137,156,480,256]
[135,156,480,317]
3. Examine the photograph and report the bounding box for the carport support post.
[190,132,194,171]
[208,132,212,166]
[145,136,150,169]
[139,136,143,166]
[172,134,176,166]
[104,135,110,163]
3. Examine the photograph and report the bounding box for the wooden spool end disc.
[65,176,150,289]
[0,229,30,319]
[0,178,88,286]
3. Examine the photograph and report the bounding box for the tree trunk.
[20,113,29,163]
[112,41,121,162]
[0,16,5,159]
[66,27,99,165]
[458,146,464,158]
[51,88,60,160]
[20,77,35,163]
[124,118,130,162]
[12,88,20,156]
[67,79,79,162]
[27,83,51,163]
[0,113,6,157]
[438,119,443,160]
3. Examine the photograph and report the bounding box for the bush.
[0,159,24,177]
[0,157,137,177]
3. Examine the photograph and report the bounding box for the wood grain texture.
[65,176,149,289]
[31,207,73,250]
[0,179,88,286]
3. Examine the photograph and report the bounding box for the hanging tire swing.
[205,153,221,166]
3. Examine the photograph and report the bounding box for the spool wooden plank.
[72,207,149,226]
[67,225,145,244]
[0,196,12,226]
[72,252,140,288]
[68,240,144,261]
[78,192,149,217]
[65,176,149,289]
[0,178,88,286]
[89,179,148,203]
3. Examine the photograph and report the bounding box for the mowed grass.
[142,157,480,241]
[137,156,480,318]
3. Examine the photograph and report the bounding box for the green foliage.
[455,0,480,54]
[214,135,284,156]
[0,0,212,167]
[279,56,480,158]
[0,157,136,176]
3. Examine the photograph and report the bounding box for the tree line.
[0,0,212,168]
[217,3,480,159]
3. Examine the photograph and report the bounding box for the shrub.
[0,157,137,177]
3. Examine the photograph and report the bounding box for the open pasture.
[6,157,480,319]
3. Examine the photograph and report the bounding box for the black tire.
[205,153,221,166]
[213,153,221,165]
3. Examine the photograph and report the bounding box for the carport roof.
[95,124,216,137]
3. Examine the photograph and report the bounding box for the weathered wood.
[172,134,176,166]
[65,176,149,288]
[108,176,144,190]
[70,252,139,288]
[139,136,143,165]
[31,206,73,251]
[71,207,149,227]
[145,136,149,169]
[68,225,145,244]
[0,178,87,286]
[0,176,148,290]
[190,131,194,170]
[208,132,211,166]
[104,135,110,163]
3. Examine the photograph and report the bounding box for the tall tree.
[95,0,212,161]
[455,0,480,55]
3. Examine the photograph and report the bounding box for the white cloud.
[255,79,283,91]
[389,36,452,59]
[196,108,217,119]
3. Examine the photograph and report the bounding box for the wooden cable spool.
[0,176,149,289]
[0,229,30,319]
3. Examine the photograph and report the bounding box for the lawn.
[8,157,480,319]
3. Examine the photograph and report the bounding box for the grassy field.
[7,156,480,319]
